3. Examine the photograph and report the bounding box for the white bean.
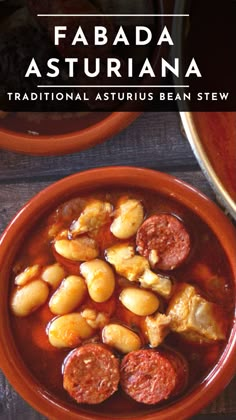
[110,198,144,239]
[15,264,41,286]
[41,263,65,289]
[47,313,93,348]
[80,259,115,303]
[119,287,159,316]
[49,275,86,315]
[11,280,49,317]
[102,324,141,353]
[54,236,98,261]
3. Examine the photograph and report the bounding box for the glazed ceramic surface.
[0,167,235,420]
[180,112,236,221]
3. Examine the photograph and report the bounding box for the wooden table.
[0,112,235,419]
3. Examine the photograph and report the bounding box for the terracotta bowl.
[0,112,140,156]
[0,167,236,420]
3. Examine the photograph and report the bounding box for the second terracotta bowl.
[0,112,140,155]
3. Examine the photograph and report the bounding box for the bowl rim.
[0,166,236,420]
[173,1,236,221]
[0,112,140,155]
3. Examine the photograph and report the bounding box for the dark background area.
[1,0,236,112]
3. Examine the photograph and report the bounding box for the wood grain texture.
[0,112,235,420]
[0,113,197,183]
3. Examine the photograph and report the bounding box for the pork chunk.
[167,283,227,342]
[145,313,171,347]
[70,200,113,236]
[139,269,172,298]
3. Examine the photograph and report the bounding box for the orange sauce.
[10,187,234,416]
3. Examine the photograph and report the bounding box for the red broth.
[10,187,235,417]
[193,112,236,201]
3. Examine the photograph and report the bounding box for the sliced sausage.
[63,343,120,404]
[164,348,189,396]
[136,214,190,271]
[120,349,188,405]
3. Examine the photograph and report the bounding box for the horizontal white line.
[37,85,190,88]
[37,14,189,17]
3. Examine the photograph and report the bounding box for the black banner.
[0,0,235,112]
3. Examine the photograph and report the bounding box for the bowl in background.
[181,112,236,221]
[0,166,235,420]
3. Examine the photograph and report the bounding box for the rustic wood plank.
[0,113,197,182]
[0,372,46,420]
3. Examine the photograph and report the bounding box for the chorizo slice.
[136,214,190,271]
[63,344,120,404]
[120,349,188,405]
[164,349,189,396]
